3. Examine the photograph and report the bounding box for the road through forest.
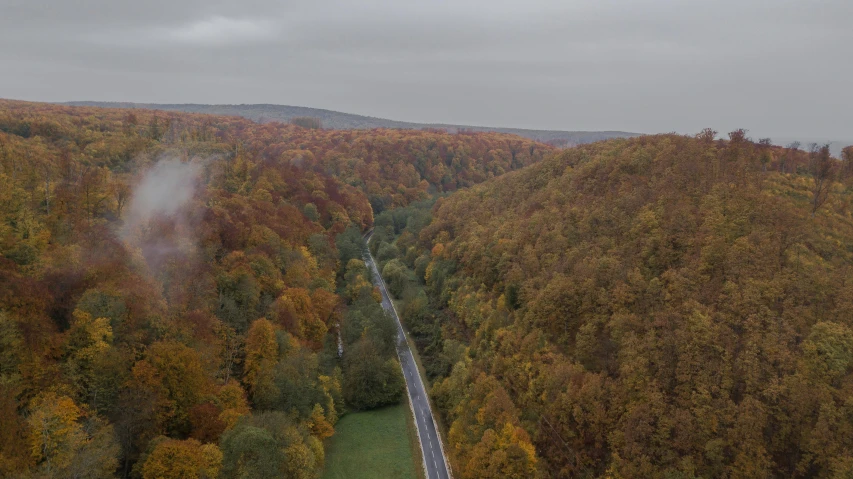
[363,232,452,479]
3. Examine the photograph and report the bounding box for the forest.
[0,99,547,478]
[7,97,853,479]
[369,131,853,478]
[66,101,639,147]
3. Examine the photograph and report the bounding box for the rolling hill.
[64,101,640,146]
[370,133,853,478]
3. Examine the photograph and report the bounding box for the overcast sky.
[1,0,850,139]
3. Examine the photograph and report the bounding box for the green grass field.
[322,403,420,479]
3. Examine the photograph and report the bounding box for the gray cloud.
[86,16,278,47]
[0,0,851,139]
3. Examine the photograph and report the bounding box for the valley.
[2,99,853,479]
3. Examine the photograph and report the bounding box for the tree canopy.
[0,99,549,477]
[387,133,853,478]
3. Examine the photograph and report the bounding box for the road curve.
[364,231,452,479]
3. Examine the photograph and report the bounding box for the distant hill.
[64,101,640,146]
[773,137,851,159]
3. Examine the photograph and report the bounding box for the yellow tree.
[27,392,84,474]
[308,404,334,439]
[463,423,537,479]
[243,319,279,397]
[63,309,113,403]
[215,382,250,431]
[147,341,213,434]
[276,287,327,346]
[142,438,222,479]
[344,259,375,303]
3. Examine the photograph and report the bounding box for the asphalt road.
[364,232,452,479]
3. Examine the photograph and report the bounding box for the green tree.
[302,203,320,222]
[803,322,853,383]
[342,339,404,410]
[381,258,410,298]
[335,225,364,268]
[220,425,283,479]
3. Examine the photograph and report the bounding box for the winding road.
[364,231,452,479]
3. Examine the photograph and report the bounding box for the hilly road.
[364,231,452,479]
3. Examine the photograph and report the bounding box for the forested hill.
[4,100,551,211]
[64,101,639,146]
[385,131,853,478]
[0,99,550,477]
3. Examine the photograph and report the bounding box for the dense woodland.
[0,99,548,478]
[8,97,853,479]
[371,132,853,478]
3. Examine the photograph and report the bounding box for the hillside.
[0,99,549,477]
[371,132,853,478]
[64,101,640,147]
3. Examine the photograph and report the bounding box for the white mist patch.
[121,159,203,272]
[125,160,201,224]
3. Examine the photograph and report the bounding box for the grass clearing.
[322,403,419,479]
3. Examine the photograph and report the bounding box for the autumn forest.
[0,99,545,478]
[2,99,853,479]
